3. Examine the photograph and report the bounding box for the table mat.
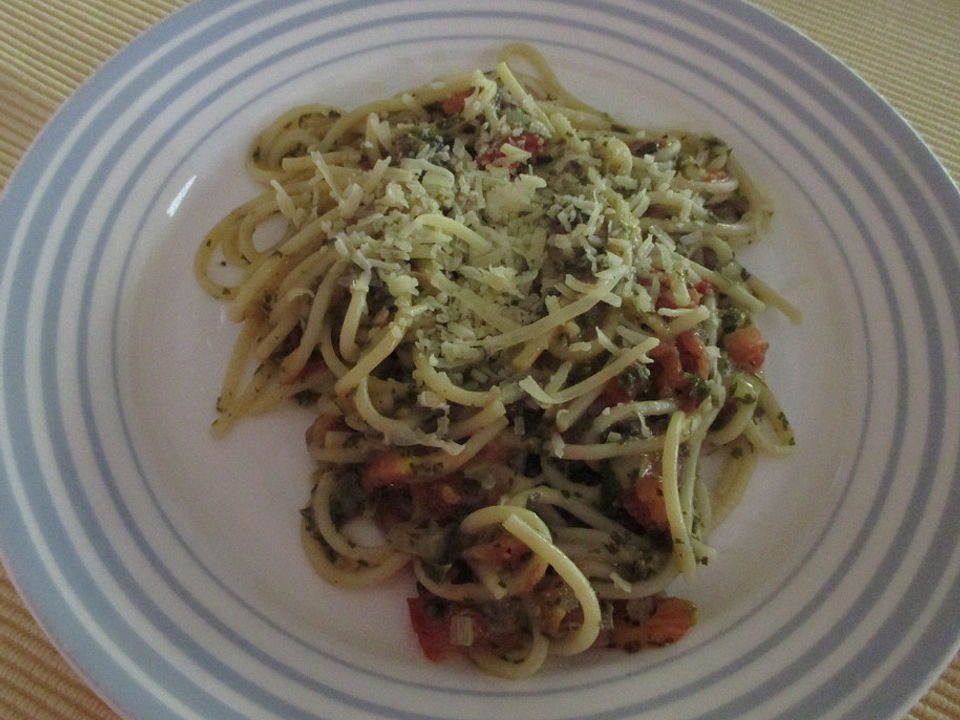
[0,1,957,719]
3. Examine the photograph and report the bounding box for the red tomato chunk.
[724,325,768,373]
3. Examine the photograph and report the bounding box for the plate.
[2,1,960,719]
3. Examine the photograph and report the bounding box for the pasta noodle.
[196,43,797,677]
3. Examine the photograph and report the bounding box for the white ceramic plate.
[2,1,960,719]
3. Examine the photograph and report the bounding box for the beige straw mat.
[1,1,958,718]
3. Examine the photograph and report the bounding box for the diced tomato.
[517,133,545,154]
[648,334,709,412]
[622,458,669,534]
[597,376,631,407]
[639,597,697,646]
[650,272,711,311]
[723,324,768,373]
[411,474,488,520]
[463,531,530,572]
[476,149,500,169]
[477,132,545,170]
[610,596,697,651]
[411,475,459,516]
[361,452,416,491]
[464,529,545,592]
[442,89,472,116]
[407,595,451,662]
[648,339,683,396]
[656,282,702,310]
[475,438,508,465]
[695,279,715,297]
[535,574,583,638]
[676,330,709,379]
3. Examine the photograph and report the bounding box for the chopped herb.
[632,140,659,156]
[293,389,321,407]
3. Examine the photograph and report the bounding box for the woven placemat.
[1,1,958,719]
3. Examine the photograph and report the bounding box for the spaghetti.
[196,44,797,678]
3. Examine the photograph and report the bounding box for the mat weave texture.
[1,1,958,718]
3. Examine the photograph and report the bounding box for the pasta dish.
[195,44,797,678]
